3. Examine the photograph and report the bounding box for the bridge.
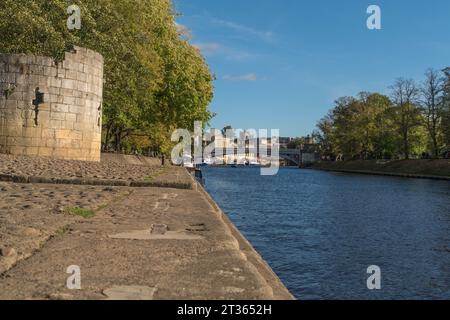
[279,148,301,166]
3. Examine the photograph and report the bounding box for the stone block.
[60,88,74,97]
[50,112,66,121]
[24,147,38,155]
[65,113,77,122]
[69,139,82,148]
[39,76,49,86]
[7,64,21,73]
[52,104,69,113]
[49,86,61,95]
[56,138,72,148]
[70,90,80,98]
[66,70,77,80]
[41,129,55,139]
[26,56,36,64]
[73,122,85,131]
[29,64,44,75]
[76,114,85,123]
[9,146,25,154]
[52,148,68,158]
[15,74,27,85]
[67,149,83,159]
[63,95,76,105]
[0,72,15,83]
[42,57,54,67]
[44,67,57,77]
[57,68,65,78]
[69,105,84,114]
[55,129,82,140]
[76,71,87,82]
[5,99,17,109]
[50,119,62,129]
[62,79,76,90]
[61,120,74,130]
[47,94,58,103]
[62,59,73,70]
[77,81,88,92]
[45,138,57,147]
[38,109,50,119]
[38,147,54,157]
[6,136,20,146]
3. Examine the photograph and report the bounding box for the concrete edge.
[0,173,195,190]
[310,167,450,181]
[185,169,295,300]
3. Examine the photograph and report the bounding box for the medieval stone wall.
[0,46,103,161]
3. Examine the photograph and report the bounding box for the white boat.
[249,161,262,167]
[199,157,213,167]
[182,154,194,168]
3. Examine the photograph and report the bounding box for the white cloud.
[223,74,258,81]
[193,42,258,61]
[211,17,275,43]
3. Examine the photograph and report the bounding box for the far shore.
[310,159,450,181]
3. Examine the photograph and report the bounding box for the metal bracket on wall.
[32,88,44,126]
[97,103,102,127]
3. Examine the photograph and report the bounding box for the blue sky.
[175,0,450,137]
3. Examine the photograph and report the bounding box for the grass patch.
[55,225,71,235]
[144,167,168,181]
[65,207,96,218]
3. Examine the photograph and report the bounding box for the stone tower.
[0,46,103,161]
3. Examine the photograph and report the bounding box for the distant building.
[300,135,320,167]
[279,137,293,149]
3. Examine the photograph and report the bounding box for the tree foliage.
[442,68,450,149]
[314,68,450,159]
[316,68,450,160]
[0,0,214,153]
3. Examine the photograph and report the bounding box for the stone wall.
[0,46,103,161]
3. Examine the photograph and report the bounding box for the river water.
[201,167,450,300]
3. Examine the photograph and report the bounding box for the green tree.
[419,69,445,158]
[0,0,214,154]
[315,112,336,159]
[442,67,450,150]
[389,78,423,159]
[286,137,305,149]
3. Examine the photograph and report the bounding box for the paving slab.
[0,174,293,300]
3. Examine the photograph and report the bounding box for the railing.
[279,149,300,154]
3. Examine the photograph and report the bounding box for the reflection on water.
[202,167,450,300]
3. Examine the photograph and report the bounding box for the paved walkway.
[0,160,292,300]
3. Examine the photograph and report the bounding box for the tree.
[331,96,362,159]
[389,78,422,159]
[316,112,336,159]
[362,93,396,159]
[442,68,450,150]
[316,93,393,160]
[0,0,214,153]
[287,137,305,149]
[419,69,444,158]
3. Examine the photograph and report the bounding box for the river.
[201,167,450,300]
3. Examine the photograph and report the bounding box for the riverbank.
[0,154,293,300]
[310,159,450,181]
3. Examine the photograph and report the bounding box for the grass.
[144,166,168,181]
[64,207,96,218]
[55,225,71,235]
[312,159,450,177]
